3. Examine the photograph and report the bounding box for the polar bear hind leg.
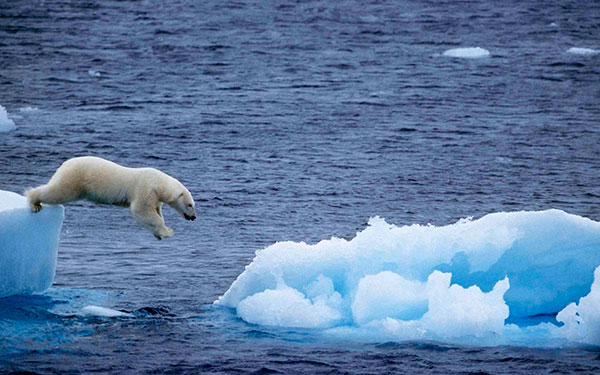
[26,187,44,212]
[130,199,174,240]
[26,182,81,213]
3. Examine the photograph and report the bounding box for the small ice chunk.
[19,106,39,112]
[443,47,490,59]
[566,47,599,56]
[0,105,16,132]
[88,69,101,77]
[80,305,133,318]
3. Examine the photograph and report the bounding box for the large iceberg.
[216,210,600,345]
[0,190,64,297]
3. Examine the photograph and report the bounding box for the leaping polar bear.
[27,156,196,240]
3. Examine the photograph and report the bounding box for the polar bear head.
[171,187,196,221]
[159,175,196,221]
[154,172,197,222]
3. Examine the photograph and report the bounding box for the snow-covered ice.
[442,47,490,58]
[0,105,16,132]
[216,210,600,345]
[566,47,599,56]
[0,190,64,298]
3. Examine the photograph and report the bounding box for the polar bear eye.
[188,204,192,207]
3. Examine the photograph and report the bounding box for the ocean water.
[1,0,599,373]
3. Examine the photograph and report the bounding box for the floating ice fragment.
[19,106,39,112]
[80,305,133,318]
[443,47,490,58]
[0,105,16,132]
[566,47,599,56]
[0,190,64,297]
[88,69,101,77]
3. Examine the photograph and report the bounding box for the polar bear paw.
[30,202,42,213]
[26,188,43,213]
[154,227,174,240]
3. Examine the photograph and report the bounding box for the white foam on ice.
[216,210,600,345]
[566,47,599,56]
[442,47,490,58]
[0,190,64,297]
[80,305,133,318]
[0,105,16,132]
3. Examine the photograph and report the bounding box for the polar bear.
[27,156,196,240]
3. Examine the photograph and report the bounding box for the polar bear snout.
[171,188,196,222]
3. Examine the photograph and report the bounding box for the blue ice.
[0,190,63,298]
[216,210,600,345]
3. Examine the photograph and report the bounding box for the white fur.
[27,156,196,240]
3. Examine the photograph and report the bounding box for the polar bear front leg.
[130,199,174,240]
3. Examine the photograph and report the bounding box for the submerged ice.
[0,190,64,297]
[216,210,600,345]
[80,305,133,318]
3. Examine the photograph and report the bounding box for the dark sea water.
[1,0,600,373]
